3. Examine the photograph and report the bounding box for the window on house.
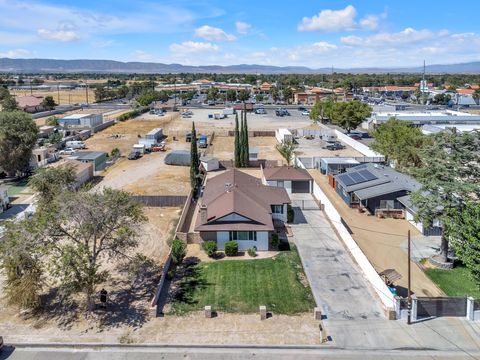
[380,200,395,209]
[229,231,257,241]
[277,180,284,188]
[271,205,284,214]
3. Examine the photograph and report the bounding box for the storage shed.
[319,157,360,175]
[200,156,220,172]
[69,151,107,173]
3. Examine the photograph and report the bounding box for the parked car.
[324,142,346,151]
[128,151,142,160]
[198,135,208,148]
[347,133,362,140]
[152,144,166,152]
[301,110,310,116]
[59,148,77,155]
[185,133,192,142]
[255,108,267,114]
[298,106,307,111]
[0,335,3,352]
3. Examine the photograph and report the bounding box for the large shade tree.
[411,130,480,264]
[330,100,371,133]
[0,110,38,175]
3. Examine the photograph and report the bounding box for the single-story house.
[195,169,291,251]
[200,156,220,172]
[69,151,107,173]
[51,160,94,189]
[397,195,443,236]
[319,157,360,176]
[15,96,44,113]
[30,146,58,169]
[334,163,420,214]
[262,166,313,194]
[58,114,103,129]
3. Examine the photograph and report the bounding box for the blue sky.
[0,0,479,68]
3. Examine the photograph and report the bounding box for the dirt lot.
[209,136,284,164]
[85,113,179,155]
[309,170,443,297]
[14,89,96,106]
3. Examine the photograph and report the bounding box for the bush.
[202,240,217,257]
[117,107,149,121]
[224,241,238,256]
[287,204,295,223]
[171,239,186,265]
[247,247,257,257]
[271,233,280,248]
[110,147,120,158]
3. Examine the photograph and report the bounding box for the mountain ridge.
[1,58,480,74]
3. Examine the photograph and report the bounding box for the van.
[65,141,86,149]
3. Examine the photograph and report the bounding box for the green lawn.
[6,178,30,196]
[425,266,480,299]
[170,247,315,314]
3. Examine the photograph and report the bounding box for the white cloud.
[359,15,379,31]
[37,28,80,42]
[194,25,236,41]
[0,48,30,58]
[170,41,219,55]
[340,28,438,46]
[235,21,251,34]
[298,5,357,32]
[132,50,154,61]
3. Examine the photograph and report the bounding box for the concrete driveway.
[290,197,384,320]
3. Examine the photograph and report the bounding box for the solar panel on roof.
[358,169,377,181]
[337,174,355,186]
[350,173,364,183]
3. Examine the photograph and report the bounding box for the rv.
[66,140,86,149]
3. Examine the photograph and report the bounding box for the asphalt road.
[2,345,479,360]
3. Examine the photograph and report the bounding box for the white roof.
[321,157,360,165]
[147,128,163,135]
[133,144,145,148]
[61,113,94,119]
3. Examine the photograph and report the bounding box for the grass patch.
[170,246,315,314]
[425,266,480,299]
[6,178,30,196]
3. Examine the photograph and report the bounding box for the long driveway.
[290,195,384,320]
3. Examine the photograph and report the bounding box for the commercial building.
[365,110,480,129]
[195,169,291,251]
[58,113,103,129]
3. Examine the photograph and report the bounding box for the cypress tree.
[234,112,240,167]
[190,122,200,191]
[243,109,249,167]
[239,111,245,167]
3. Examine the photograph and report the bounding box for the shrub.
[278,241,291,251]
[287,204,295,223]
[110,147,120,158]
[224,241,238,256]
[202,240,217,257]
[118,107,149,121]
[247,247,257,257]
[171,239,186,265]
[271,233,280,248]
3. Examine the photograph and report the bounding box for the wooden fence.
[130,195,188,207]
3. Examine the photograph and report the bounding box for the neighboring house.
[262,166,313,194]
[319,157,360,176]
[51,160,94,189]
[15,96,44,113]
[30,146,58,169]
[195,169,291,251]
[397,195,443,237]
[38,125,56,139]
[69,151,107,173]
[58,114,103,130]
[334,163,420,214]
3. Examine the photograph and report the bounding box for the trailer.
[66,140,86,149]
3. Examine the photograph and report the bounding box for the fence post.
[395,296,401,320]
[466,297,474,321]
[411,295,418,322]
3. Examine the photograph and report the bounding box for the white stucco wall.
[217,231,269,251]
[405,209,424,233]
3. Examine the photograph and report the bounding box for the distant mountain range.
[1,58,480,74]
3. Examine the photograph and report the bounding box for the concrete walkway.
[290,202,384,320]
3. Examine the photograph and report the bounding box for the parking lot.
[295,136,364,158]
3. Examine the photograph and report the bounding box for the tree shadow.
[167,257,208,308]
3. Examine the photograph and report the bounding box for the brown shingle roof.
[195,169,290,232]
[15,95,43,108]
[263,166,313,181]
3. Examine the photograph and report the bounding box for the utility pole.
[85,79,89,104]
[57,83,60,104]
[407,229,412,325]
[331,65,335,100]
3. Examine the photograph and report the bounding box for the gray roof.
[335,163,421,200]
[74,151,106,160]
[200,156,218,162]
[321,157,360,165]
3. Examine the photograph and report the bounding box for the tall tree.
[242,110,249,167]
[0,111,38,176]
[41,96,56,110]
[330,100,371,133]
[447,201,480,285]
[411,130,480,264]
[234,113,241,167]
[46,188,146,312]
[238,89,250,103]
[309,98,334,124]
[370,117,426,170]
[29,165,76,208]
[1,95,19,112]
[190,122,200,191]
[276,140,297,166]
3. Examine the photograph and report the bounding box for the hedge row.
[117,107,149,121]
